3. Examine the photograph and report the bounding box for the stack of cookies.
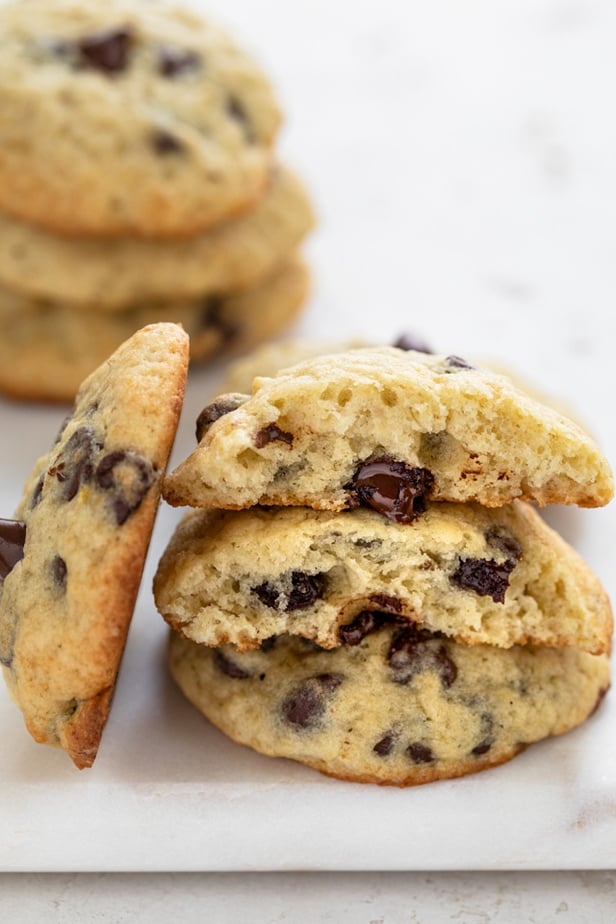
[154,346,614,786]
[0,0,314,402]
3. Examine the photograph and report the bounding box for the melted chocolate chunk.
[252,571,325,611]
[407,742,435,764]
[195,396,246,442]
[48,426,99,502]
[0,519,26,580]
[373,733,395,756]
[445,355,474,370]
[485,527,522,562]
[77,27,133,74]
[281,673,343,729]
[393,333,433,354]
[260,636,278,652]
[388,628,457,689]
[347,457,434,523]
[214,650,251,679]
[338,610,407,646]
[226,95,255,142]
[51,555,67,591]
[157,45,201,77]
[451,557,516,604]
[151,129,185,155]
[254,424,294,449]
[95,451,155,525]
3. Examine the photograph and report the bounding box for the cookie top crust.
[154,501,613,655]
[0,0,281,237]
[163,347,614,511]
[0,166,313,307]
[169,629,610,786]
[0,323,189,768]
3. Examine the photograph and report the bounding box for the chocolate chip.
[347,457,434,523]
[51,555,67,591]
[214,650,251,679]
[281,674,343,729]
[338,610,406,646]
[226,95,255,143]
[157,45,201,77]
[77,27,133,74]
[445,355,474,370]
[373,733,395,756]
[393,333,433,354]
[0,519,26,581]
[252,571,326,611]
[407,743,435,764]
[287,572,325,610]
[260,636,278,652]
[485,527,522,562]
[30,475,44,509]
[387,628,457,689]
[48,426,99,502]
[95,451,155,525]
[195,395,246,442]
[252,581,281,610]
[471,713,494,756]
[200,295,239,346]
[451,557,516,604]
[150,129,185,155]
[254,424,294,449]
[433,645,458,688]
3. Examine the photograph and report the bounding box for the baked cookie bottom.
[168,628,610,786]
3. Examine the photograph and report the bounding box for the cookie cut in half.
[0,324,189,768]
[153,502,613,655]
[168,629,610,787]
[163,347,614,511]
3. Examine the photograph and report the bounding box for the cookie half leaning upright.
[0,323,189,768]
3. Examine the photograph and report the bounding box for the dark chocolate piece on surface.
[78,27,134,74]
[451,557,516,604]
[214,649,251,680]
[94,451,155,525]
[150,129,185,155]
[407,742,435,764]
[393,333,434,354]
[281,673,343,729]
[195,395,246,442]
[0,519,26,580]
[157,45,202,77]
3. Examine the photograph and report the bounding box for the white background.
[1,0,616,919]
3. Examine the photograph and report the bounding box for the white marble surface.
[1,0,615,901]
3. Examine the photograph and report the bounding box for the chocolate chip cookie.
[168,628,610,786]
[0,0,281,237]
[0,256,309,402]
[0,166,313,307]
[154,502,612,655]
[163,347,614,511]
[0,324,188,767]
